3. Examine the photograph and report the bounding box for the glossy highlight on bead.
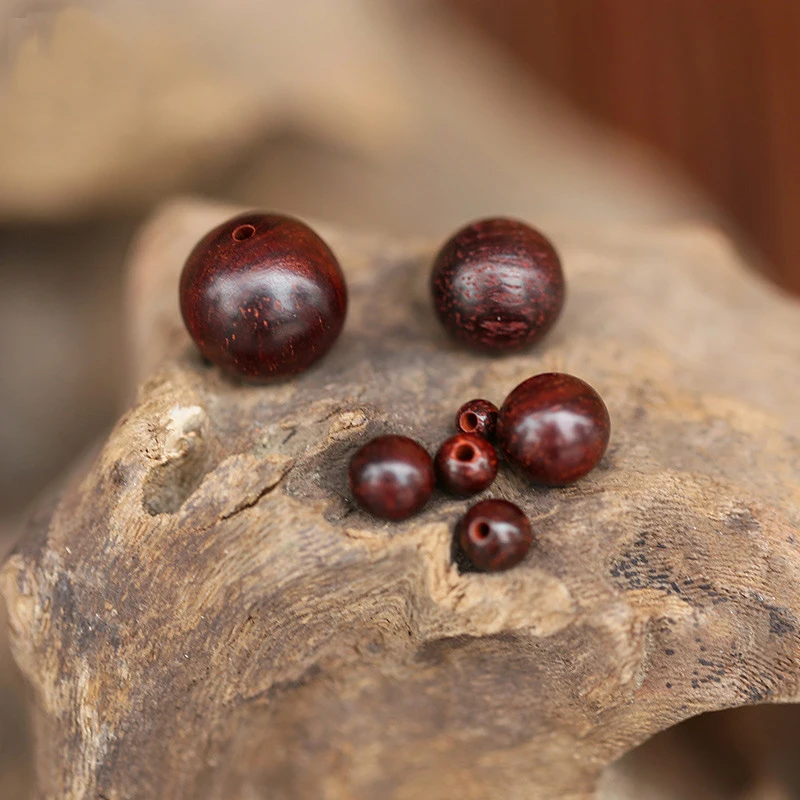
[457,499,532,572]
[497,372,610,486]
[179,212,347,381]
[431,217,565,352]
[435,433,498,496]
[455,399,498,440]
[349,435,435,521]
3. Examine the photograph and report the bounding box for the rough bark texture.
[3,199,800,800]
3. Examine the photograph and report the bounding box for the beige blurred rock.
[0,1,416,219]
[0,1,707,229]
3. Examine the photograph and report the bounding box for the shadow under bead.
[457,499,532,572]
[179,212,347,381]
[348,435,435,521]
[435,433,498,496]
[497,372,610,486]
[431,217,565,352]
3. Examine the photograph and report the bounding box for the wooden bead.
[180,212,347,381]
[497,373,610,486]
[458,499,532,572]
[431,218,565,352]
[455,399,498,440]
[349,435,435,521]
[435,433,498,496]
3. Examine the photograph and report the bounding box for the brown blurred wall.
[450,0,800,294]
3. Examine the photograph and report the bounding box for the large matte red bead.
[349,435,435,521]
[458,499,532,572]
[431,218,565,352]
[179,212,347,381]
[435,433,498,496]
[497,373,610,486]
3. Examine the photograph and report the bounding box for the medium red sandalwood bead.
[455,399,498,440]
[430,217,565,352]
[497,372,610,486]
[180,212,347,381]
[349,435,435,521]
[435,433,498,496]
[458,499,532,572]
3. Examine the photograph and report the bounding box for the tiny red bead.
[435,433,498,496]
[431,218,565,352]
[349,435,435,521]
[455,399,498,439]
[497,372,610,486]
[458,499,532,572]
[179,212,347,381]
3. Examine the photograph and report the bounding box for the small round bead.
[349,435,435,521]
[455,399,498,440]
[497,372,610,486]
[435,433,498,496]
[180,212,347,381]
[458,499,532,572]
[430,217,565,352]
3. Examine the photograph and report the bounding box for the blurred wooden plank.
[449,0,800,294]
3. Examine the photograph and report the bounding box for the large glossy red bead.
[455,399,498,440]
[497,373,610,486]
[458,499,532,572]
[435,432,498,496]
[430,218,565,352]
[349,435,435,521]
[180,212,347,381]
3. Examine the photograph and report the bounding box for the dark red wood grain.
[458,498,533,572]
[431,218,565,352]
[455,398,499,440]
[435,432,499,496]
[349,435,435,521]
[180,212,347,381]
[497,372,610,486]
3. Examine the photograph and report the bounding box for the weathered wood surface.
[3,199,800,800]
[0,528,32,800]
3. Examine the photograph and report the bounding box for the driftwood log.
[3,200,800,800]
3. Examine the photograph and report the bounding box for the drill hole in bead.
[472,521,491,541]
[461,412,479,432]
[455,443,475,462]
[232,224,256,241]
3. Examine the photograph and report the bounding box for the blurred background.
[0,2,797,798]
